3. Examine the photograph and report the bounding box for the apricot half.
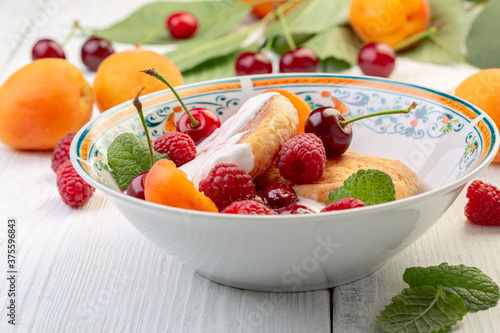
[145,159,218,212]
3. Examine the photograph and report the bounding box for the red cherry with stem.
[166,11,198,39]
[126,171,149,200]
[141,69,221,145]
[235,51,273,75]
[358,42,396,78]
[279,46,319,73]
[32,39,65,60]
[305,102,418,157]
[176,108,221,145]
[81,36,115,71]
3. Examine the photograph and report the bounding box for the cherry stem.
[339,102,418,127]
[276,3,296,51]
[393,24,440,52]
[141,68,200,128]
[132,87,155,168]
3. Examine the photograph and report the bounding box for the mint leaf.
[377,285,467,333]
[95,0,250,45]
[107,133,168,189]
[327,169,395,206]
[466,0,500,68]
[403,263,500,312]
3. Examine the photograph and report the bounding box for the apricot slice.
[145,159,218,212]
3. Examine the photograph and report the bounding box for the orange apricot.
[145,159,218,212]
[264,88,311,135]
[238,0,301,19]
[455,69,500,163]
[0,58,93,150]
[93,49,183,112]
[349,0,431,48]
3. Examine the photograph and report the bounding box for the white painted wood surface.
[0,1,499,332]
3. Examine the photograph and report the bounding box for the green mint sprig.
[377,263,500,333]
[327,169,396,206]
[107,88,169,189]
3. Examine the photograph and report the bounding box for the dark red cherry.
[305,107,352,158]
[305,103,418,157]
[262,183,298,209]
[279,46,319,73]
[81,36,115,71]
[176,107,221,145]
[32,39,65,60]
[235,51,273,75]
[358,42,396,78]
[166,11,198,39]
[277,204,315,215]
[126,171,149,200]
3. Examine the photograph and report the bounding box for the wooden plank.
[332,164,500,333]
[0,0,332,332]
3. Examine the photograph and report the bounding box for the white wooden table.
[1,1,499,332]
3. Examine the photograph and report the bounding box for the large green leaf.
[166,27,251,72]
[303,25,359,65]
[466,0,500,68]
[377,285,467,333]
[94,0,250,45]
[398,0,468,64]
[182,53,239,84]
[268,0,349,40]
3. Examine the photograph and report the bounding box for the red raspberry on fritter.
[222,200,278,215]
[56,160,95,208]
[153,132,197,167]
[465,180,500,226]
[277,133,326,184]
[320,198,366,212]
[51,132,76,172]
[199,163,256,211]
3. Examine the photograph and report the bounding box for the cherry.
[279,46,319,73]
[32,39,65,60]
[262,183,297,209]
[141,69,221,145]
[358,42,396,78]
[81,36,115,71]
[277,204,315,215]
[235,51,273,76]
[166,11,198,39]
[126,171,149,200]
[305,102,418,157]
[176,107,221,145]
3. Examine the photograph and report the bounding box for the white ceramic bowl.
[71,74,499,292]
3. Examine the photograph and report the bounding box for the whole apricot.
[455,69,500,163]
[0,58,93,150]
[349,0,431,48]
[238,0,301,19]
[93,49,183,112]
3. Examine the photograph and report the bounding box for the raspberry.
[51,132,76,172]
[153,132,196,167]
[199,163,256,211]
[222,200,277,215]
[320,198,366,212]
[277,133,326,184]
[56,160,95,208]
[465,180,500,226]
